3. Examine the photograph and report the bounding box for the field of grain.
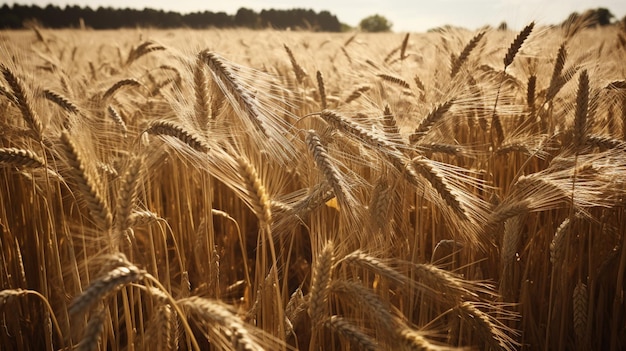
[0,22,625,350]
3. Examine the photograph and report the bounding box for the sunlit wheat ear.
[43,88,80,114]
[179,296,266,351]
[193,56,211,131]
[284,44,307,84]
[114,155,143,236]
[0,147,45,168]
[503,22,535,68]
[305,130,351,206]
[339,250,407,285]
[573,70,590,149]
[59,130,113,230]
[69,260,145,315]
[76,307,106,351]
[144,120,210,153]
[199,50,268,137]
[236,156,272,226]
[308,241,334,326]
[316,70,327,109]
[319,109,403,158]
[450,31,485,77]
[409,100,454,144]
[1,64,44,139]
[545,44,569,102]
[325,316,377,351]
[455,301,518,351]
[101,78,142,102]
[410,156,468,221]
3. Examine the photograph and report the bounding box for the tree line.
[0,4,344,31]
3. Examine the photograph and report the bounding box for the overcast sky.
[7,0,626,32]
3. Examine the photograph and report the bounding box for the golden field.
[1,23,625,350]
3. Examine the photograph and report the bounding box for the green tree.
[359,14,392,32]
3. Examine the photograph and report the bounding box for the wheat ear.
[125,40,166,66]
[0,147,45,168]
[331,280,395,330]
[106,105,128,137]
[340,250,407,285]
[236,156,272,226]
[451,31,485,77]
[316,70,327,109]
[456,301,517,351]
[69,261,145,315]
[573,281,588,342]
[503,22,535,68]
[76,307,106,351]
[325,316,377,351]
[305,130,350,207]
[284,44,307,84]
[308,241,334,326]
[199,50,269,137]
[410,156,468,221]
[377,73,411,89]
[59,131,113,230]
[400,32,410,59]
[344,84,371,103]
[145,120,210,153]
[101,78,142,101]
[193,56,211,131]
[114,155,143,235]
[0,64,44,139]
[546,44,568,102]
[43,88,80,114]
[550,217,570,265]
[409,100,454,144]
[573,70,590,149]
[180,296,264,351]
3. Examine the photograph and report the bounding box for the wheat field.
[1,22,625,350]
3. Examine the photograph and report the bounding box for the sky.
[7,0,626,32]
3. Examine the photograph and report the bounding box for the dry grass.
[1,24,625,350]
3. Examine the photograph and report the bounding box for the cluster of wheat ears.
[0,20,625,350]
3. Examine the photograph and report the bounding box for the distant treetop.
[0,4,344,31]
